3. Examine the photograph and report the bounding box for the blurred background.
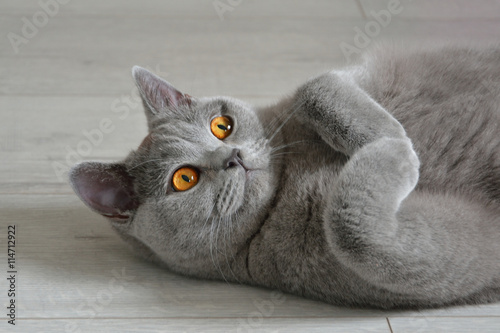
[1,1,500,332]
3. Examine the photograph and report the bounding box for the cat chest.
[248,167,339,284]
[247,176,380,304]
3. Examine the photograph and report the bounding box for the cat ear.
[132,66,192,116]
[69,162,139,222]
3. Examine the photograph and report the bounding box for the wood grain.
[11,318,392,333]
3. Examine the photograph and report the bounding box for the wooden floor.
[1,1,500,332]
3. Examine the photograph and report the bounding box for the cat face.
[70,67,278,276]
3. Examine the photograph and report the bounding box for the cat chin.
[216,166,272,219]
[244,169,273,203]
[216,166,247,216]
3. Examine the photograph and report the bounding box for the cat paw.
[376,137,420,201]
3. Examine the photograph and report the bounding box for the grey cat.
[70,45,500,309]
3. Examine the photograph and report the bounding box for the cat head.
[70,67,279,277]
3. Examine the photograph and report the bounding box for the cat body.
[70,45,500,309]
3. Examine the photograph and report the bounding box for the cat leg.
[296,71,500,301]
[294,70,407,156]
[323,136,423,286]
[323,137,500,302]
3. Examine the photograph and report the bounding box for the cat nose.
[225,148,243,170]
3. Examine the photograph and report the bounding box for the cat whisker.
[264,110,288,138]
[127,158,166,171]
[264,99,301,138]
[214,216,229,283]
[208,214,218,274]
[222,215,236,283]
[209,216,228,283]
[267,100,305,143]
[270,140,316,154]
[225,214,242,284]
[270,151,301,159]
[233,210,244,238]
[263,106,285,138]
[201,202,216,242]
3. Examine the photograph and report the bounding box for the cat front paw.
[375,137,420,203]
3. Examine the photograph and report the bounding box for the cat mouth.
[228,146,267,177]
[227,151,266,182]
[241,162,263,179]
[228,152,251,173]
[229,154,259,177]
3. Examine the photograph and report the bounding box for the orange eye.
[210,116,233,140]
[172,167,199,192]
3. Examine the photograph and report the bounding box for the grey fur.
[70,45,500,309]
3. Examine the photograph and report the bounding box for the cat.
[69,44,500,309]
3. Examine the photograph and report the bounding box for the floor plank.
[389,303,500,318]
[1,15,357,58]
[12,318,392,333]
[0,0,362,19]
[389,317,500,333]
[359,0,500,20]
[2,17,499,96]
[1,15,351,97]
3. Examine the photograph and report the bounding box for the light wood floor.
[1,1,500,332]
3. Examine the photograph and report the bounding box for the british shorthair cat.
[70,45,500,309]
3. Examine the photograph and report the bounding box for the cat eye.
[210,116,233,140]
[172,167,199,192]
